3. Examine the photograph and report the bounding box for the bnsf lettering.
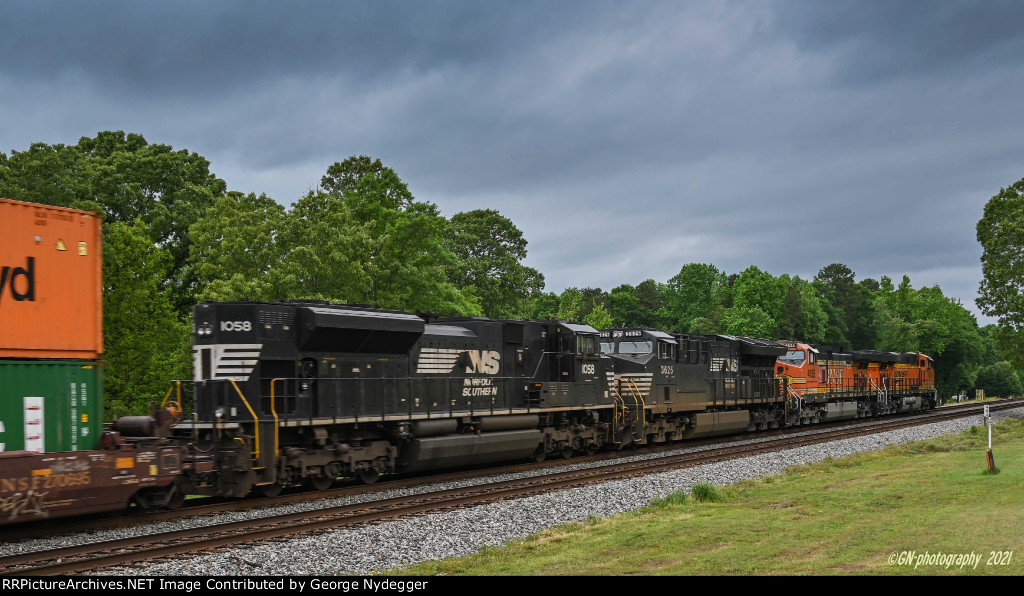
[220,321,252,332]
[467,350,500,374]
[0,257,36,306]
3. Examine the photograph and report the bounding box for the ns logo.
[466,350,500,375]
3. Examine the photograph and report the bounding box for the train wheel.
[584,442,599,456]
[256,483,284,498]
[358,470,380,485]
[307,476,334,491]
[531,445,547,462]
[165,486,186,510]
[560,444,574,459]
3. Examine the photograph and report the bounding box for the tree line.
[1,131,1020,416]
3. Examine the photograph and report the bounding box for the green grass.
[649,490,689,507]
[690,482,723,503]
[390,417,1024,576]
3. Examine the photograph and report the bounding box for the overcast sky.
[2,0,1022,323]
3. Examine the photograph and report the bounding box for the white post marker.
[985,405,991,449]
[984,404,997,472]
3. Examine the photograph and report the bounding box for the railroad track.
[6,396,1015,546]
[1,398,1017,576]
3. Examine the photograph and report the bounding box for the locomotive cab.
[599,328,678,408]
[530,322,608,407]
[776,341,822,392]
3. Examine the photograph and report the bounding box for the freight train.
[0,198,938,525]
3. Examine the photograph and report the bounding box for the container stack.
[0,198,103,452]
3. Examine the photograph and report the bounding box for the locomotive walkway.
[0,398,1018,576]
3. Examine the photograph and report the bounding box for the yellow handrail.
[160,381,182,408]
[269,378,284,460]
[229,379,260,461]
[624,377,647,432]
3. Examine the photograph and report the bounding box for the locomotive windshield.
[577,335,597,355]
[600,341,614,354]
[618,341,653,355]
[779,349,806,366]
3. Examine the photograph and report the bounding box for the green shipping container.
[0,360,103,453]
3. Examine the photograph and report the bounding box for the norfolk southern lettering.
[0,257,35,305]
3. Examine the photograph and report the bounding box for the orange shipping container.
[0,198,103,358]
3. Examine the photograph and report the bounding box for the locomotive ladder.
[609,387,627,445]
[870,379,887,406]
[787,385,802,413]
[610,378,648,443]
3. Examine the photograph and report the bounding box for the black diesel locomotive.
[170,300,823,498]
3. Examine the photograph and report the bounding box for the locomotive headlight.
[196,323,213,337]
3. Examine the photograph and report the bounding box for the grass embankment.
[395,418,1024,575]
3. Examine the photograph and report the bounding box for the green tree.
[320,155,413,211]
[556,288,585,321]
[720,305,775,338]
[975,361,1023,398]
[189,192,289,301]
[318,156,480,315]
[662,264,728,333]
[813,263,880,349]
[633,279,665,327]
[574,287,607,321]
[584,303,614,330]
[977,176,1024,367]
[1,132,226,415]
[607,284,643,327]
[102,221,191,418]
[275,190,372,302]
[933,314,987,399]
[688,316,719,335]
[530,291,561,319]
[791,278,829,343]
[445,209,544,318]
[731,266,788,338]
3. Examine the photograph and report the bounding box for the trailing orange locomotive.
[775,341,936,422]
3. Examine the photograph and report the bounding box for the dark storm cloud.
[771,0,1024,85]
[1,0,1021,321]
[0,0,610,95]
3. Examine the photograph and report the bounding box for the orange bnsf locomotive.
[775,341,936,422]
